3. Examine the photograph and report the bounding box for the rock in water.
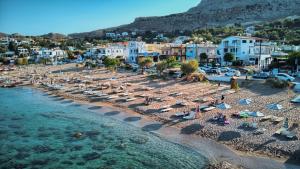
[82,152,101,161]
[73,132,83,138]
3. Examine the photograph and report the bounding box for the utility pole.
[259,40,262,71]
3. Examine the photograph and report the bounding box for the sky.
[0,0,200,36]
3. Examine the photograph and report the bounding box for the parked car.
[292,82,300,92]
[199,66,212,72]
[220,67,230,72]
[290,72,300,78]
[172,71,183,78]
[253,72,270,79]
[198,68,206,74]
[225,70,241,77]
[274,73,295,82]
[209,68,221,74]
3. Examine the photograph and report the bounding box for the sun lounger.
[273,117,284,123]
[107,95,118,100]
[260,115,274,121]
[254,128,267,134]
[126,98,137,102]
[119,93,129,97]
[160,108,173,112]
[161,105,171,109]
[175,112,185,117]
[183,111,196,120]
[203,106,216,112]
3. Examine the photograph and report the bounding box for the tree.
[8,42,17,52]
[0,45,7,53]
[287,52,300,71]
[224,53,235,65]
[200,53,208,65]
[138,57,153,74]
[103,57,120,71]
[181,60,199,77]
[67,50,75,60]
[166,56,177,68]
[156,61,167,76]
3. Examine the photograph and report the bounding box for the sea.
[0,87,208,169]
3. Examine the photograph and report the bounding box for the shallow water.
[0,87,208,169]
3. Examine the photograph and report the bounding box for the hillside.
[41,33,68,40]
[69,0,300,38]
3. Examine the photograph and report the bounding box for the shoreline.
[1,64,299,168]
[35,86,299,169]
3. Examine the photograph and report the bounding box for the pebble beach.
[1,63,300,167]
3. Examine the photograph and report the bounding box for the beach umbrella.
[216,103,231,110]
[239,98,252,105]
[267,104,283,110]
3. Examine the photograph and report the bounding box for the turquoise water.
[0,87,208,169]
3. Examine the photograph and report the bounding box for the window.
[249,40,253,43]
[224,49,228,53]
[242,40,247,43]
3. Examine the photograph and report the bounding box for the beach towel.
[267,104,283,110]
[239,99,252,105]
[216,103,231,110]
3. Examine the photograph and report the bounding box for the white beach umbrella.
[216,103,231,110]
[267,104,283,110]
[239,98,252,105]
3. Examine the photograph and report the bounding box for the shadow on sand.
[88,106,102,110]
[104,111,120,116]
[124,116,141,122]
[217,131,241,141]
[180,124,204,135]
[142,123,162,132]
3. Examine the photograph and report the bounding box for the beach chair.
[254,128,267,135]
[161,105,171,109]
[175,112,186,117]
[160,108,173,112]
[126,98,137,102]
[203,106,216,112]
[183,111,196,120]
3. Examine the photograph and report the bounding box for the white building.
[106,33,116,38]
[122,32,129,37]
[186,42,218,62]
[37,48,67,63]
[174,36,191,44]
[280,45,300,52]
[97,44,125,59]
[217,36,273,68]
[125,41,146,63]
[17,47,29,55]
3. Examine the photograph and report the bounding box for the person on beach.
[221,95,225,103]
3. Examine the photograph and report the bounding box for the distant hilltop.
[69,0,300,38]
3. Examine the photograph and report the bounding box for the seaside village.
[1,28,300,161]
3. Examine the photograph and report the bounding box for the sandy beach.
[1,63,300,168]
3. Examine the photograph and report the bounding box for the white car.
[292,82,300,92]
[225,70,241,77]
[197,68,206,74]
[199,66,212,72]
[275,73,295,82]
[220,67,230,72]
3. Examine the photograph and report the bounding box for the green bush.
[181,60,199,77]
[266,78,289,88]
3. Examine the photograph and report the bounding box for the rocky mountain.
[69,0,300,38]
